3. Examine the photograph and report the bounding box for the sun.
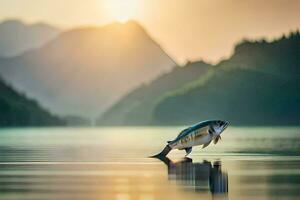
[104,0,138,23]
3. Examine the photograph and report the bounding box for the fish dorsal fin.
[202,140,212,149]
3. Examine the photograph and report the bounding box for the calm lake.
[0,127,299,200]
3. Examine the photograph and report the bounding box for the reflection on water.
[159,157,228,197]
[0,127,299,200]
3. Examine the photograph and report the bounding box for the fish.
[151,120,229,158]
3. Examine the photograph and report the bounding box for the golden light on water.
[103,0,138,23]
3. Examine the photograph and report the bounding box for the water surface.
[0,127,299,200]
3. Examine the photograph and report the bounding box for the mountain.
[63,115,91,126]
[152,32,300,126]
[96,61,213,125]
[0,20,176,118]
[0,77,65,127]
[0,19,60,57]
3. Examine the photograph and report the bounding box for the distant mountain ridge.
[97,61,213,125]
[153,32,300,125]
[0,19,60,57]
[1,19,298,126]
[98,31,300,126]
[0,20,176,118]
[0,77,65,127]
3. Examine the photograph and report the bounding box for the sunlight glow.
[104,0,138,23]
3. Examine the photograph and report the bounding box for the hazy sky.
[1,0,300,63]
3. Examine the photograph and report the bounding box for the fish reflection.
[159,157,228,197]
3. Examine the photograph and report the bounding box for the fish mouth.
[223,121,229,130]
[222,121,229,131]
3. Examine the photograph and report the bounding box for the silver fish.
[151,120,229,158]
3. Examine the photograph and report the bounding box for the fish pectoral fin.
[202,140,212,149]
[214,135,221,144]
[184,147,192,156]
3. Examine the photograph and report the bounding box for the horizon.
[1,0,299,64]
[1,18,299,66]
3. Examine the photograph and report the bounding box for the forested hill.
[98,31,300,126]
[0,78,65,127]
[153,32,300,126]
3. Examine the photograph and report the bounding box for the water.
[0,127,299,200]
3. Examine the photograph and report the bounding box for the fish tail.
[150,145,172,158]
